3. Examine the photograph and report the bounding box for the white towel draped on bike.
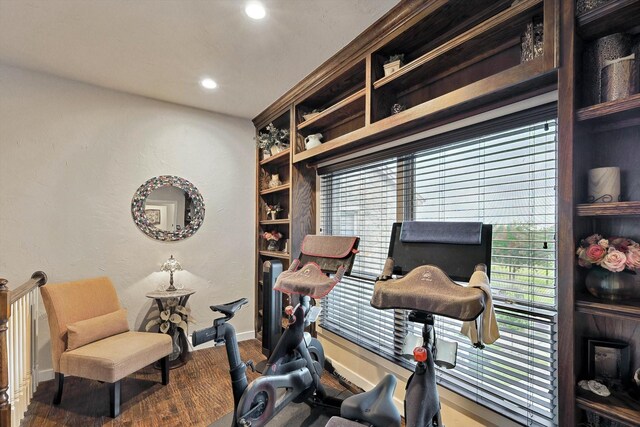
[460,269,500,346]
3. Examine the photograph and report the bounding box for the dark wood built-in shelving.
[259,148,290,166]
[576,93,640,124]
[372,0,542,90]
[576,201,640,216]
[259,184,290,195]
[258,250,290,260]
[576,390,640,427]
[297,89,365,131]
[575,294,640,321]
[576,0,640,40]
[259,219,290,225]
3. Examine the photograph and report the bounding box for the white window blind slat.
[319,117,558,426]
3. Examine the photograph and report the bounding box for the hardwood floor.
[22,339,346,427]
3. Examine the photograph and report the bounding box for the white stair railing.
[1,272,47,427]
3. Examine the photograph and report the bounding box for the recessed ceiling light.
[245,1,266,20]
[200,78,217,89]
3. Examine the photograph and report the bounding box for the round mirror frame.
[131,175,205,241]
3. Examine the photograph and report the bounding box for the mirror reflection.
[144,186,194,232]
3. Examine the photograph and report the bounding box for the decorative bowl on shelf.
[585,267,640,301]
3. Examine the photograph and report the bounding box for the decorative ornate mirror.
[131,176,205,241]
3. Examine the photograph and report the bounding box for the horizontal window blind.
[320,114,558,426]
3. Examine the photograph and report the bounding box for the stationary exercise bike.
[193,235,400,427]
[195,222,493,427]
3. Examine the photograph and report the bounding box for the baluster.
[1,277,10,427]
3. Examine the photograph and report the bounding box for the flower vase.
[585,267,640,301]
[267,239,279,251]
[269,211,277,221]
[169,330,181,361]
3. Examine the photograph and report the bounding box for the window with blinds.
[319,112,558,427]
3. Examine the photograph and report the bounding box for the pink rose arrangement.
[262,230,283,242]
[576,234,640,273]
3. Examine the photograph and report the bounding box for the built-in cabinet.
[253,0,640,424]
[558,1,640,425]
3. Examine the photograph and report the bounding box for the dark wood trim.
[576,93,640,122]
[576,201,640,216]
[259,148,290,166]
[297,89,365,131]
[575,294,640,321]
[576,391,640,427]
[372,0,542,90]
[556,0,576,425]
[258,250,290,260]
[576,0,640,40]
[252,0,446,127]
[258,183,290,196]
[9,271,47,304]
[109,381,120,418]
[293,58,552,164]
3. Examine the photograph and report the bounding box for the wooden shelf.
[576,390,640,426]
[259,184,290,195]
[577,0,640,41]
[372,0,542,90]
[294,57,551,164]
[575,294,640,321]
[259,148,290,166]
[576,201,640,216]
[297,89,365,131]
[576,93,640,126]
[259,219,290,225]
[258,250,290,260]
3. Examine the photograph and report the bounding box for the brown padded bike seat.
[274,261,344,299]
[370,264,485,321]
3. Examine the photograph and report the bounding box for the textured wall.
[0,63,256,374]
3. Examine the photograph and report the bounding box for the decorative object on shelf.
[132,175,205,241]
[282,239,289,254]
[391,103,406,115]
[383,54,405,76]
[588,167,621,203]
[262,230,283,251]
[576,0,610,16]
[587,338,630,386]
[268,173,282,189]
[256,123,290,156]
[520,18,543,62]
[160,255,183,292]
[583,33,634,105]
[601,54,638,102]
[304,133,323,150]
[634,368,640,387]
[577,234,640,300]
[578,379,612,397]
[265,203,282,221]
[145,292,193,362]
[302,108,323,121]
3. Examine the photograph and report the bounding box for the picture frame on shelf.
[587,339,630,386]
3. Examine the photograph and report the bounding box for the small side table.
[146,288,196,369]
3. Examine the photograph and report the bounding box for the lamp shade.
[161,255,182,273]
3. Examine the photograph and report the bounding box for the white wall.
[0,63,256,376]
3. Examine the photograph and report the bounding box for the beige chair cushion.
[67,309,130,351]
[60,331,172,383]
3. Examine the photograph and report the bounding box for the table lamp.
[160,255,182,292]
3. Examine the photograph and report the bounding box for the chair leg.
[161,356,169,385]
[53,372,64,405]
[109,381,121,418]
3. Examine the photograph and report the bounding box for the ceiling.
[0,0,398,119]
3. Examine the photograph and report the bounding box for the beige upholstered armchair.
[40,276,172,417]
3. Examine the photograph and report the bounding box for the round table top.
[146,288,196,299]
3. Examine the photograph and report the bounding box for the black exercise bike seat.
[210,298,247,317]
[327,374,401,427]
